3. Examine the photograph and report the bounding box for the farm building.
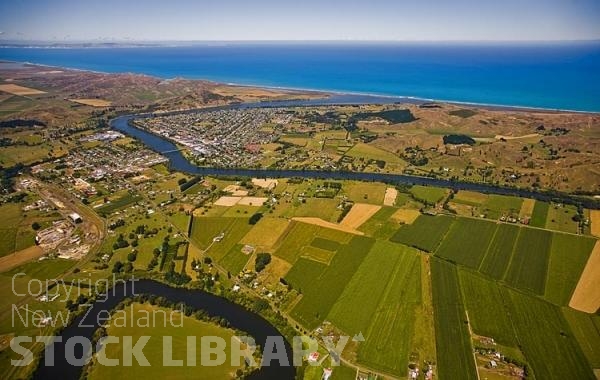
[68,213,83,223]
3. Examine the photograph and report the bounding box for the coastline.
[2,59,599,114]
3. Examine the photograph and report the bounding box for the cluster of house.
[136,108,291,167]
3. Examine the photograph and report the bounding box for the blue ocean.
[1,42,600,111]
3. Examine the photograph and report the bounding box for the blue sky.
[1,0,599,41]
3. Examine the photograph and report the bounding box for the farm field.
[357,206,399,239]
[503,288,594,380]
[189,217,253,262]
[519,198,536,218]
[88,303,244,380]
[504,228,553,295]
[569,241,600,313]
[458,269,517,346]
[328,240,407,335]
[435,217,497,269]
[544,233,596,306]
[273,222,321,264]
[288,236,375,329]
[545,204,579,234]
[481,194,523,219]
[390,214,454,252]
[341,181,387,205]
[240,217,291,250]
[354,246,421,377]
[529,201,549,227]
[409,185,448,205]
[452,190,488,206]
[478,223,520,280]
[562,308,600,369]
[430,259,478,380]
[339,203,381,229]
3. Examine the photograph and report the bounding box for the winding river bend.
[33,280,295,380]
[111,95,598,208]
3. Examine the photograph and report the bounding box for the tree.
[31,222,41,230]
[112,261,123,273]
[127,252,137,262]
[255,253,271,273]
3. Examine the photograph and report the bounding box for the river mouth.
[33,279,295,380]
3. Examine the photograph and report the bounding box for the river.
[110,95,598,208]
[33,280,295,380]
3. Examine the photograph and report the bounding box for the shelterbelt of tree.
[108,98,600,210]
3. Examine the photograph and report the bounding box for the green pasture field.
[435,217,497,269]
[95,193,143,216]
[310,237,340,251]
[289,236,374,329]
[390,215,454,252]
[458,269,517,346]
[357,206,399,239]
[341,181,387,205]
[299,246,336,264]
[285,198,341,222]
[87,303,244,380]
[355,245,421,377]
[284,257,328,295]
[544,233,596,305]
[562,308,600,368]
[273,222,320,264]
[430,259,478,380]
[504,288,594,380]
[409,185,448,204]
[328,240,405,334]
[478,224,520,280]
[451,190,488,206]
[190,217,253,262]
[545,204,579,234]
[529,201,549,227]
[481,194,523,219]
[504,228,553,295]
[219,244,252,274]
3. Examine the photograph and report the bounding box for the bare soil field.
[340,203,381,229]
[384,187,398,206]
[0,83,46,96]
[292,217,364,235]
[214,196,241,206]
[251,178,278,189]
[569,240,600,313]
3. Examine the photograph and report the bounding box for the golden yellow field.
[241,217,290,249]
[214,196,241,206]
[391,209,421,224]
[591,210,600,237]
[519,199,536,218]
[70,98,112,107]
[340,203,381,229]
[0,83,46,96]
[569,240,600,313]
[292,217,364,235]
[251,178,278,189]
